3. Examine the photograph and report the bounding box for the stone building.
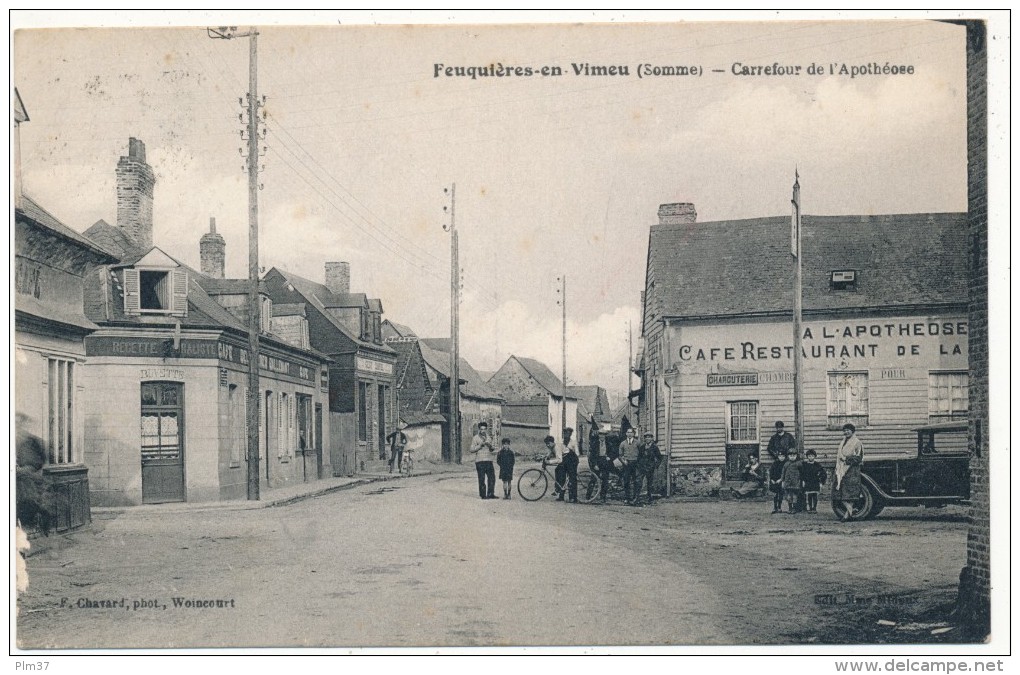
[637,203,969,484]
[488,355,578,457]
[262,264,397,476]
[79,139,330,505]
[382,321,503,462]
[14,91,118,529]
[955,18,990,639]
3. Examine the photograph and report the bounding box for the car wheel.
[831,484,876,521]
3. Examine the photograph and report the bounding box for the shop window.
[726,401,759,443]
[46,358,77,464]
[280,392,290,460]
[140,382,183,462]
[265,390,275,459]
[929,371,968,422]
[123,268,188,316]
[358,382,368,441]
[828,371,869,429]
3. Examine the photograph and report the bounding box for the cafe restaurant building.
[81,246,331,505]
[638,204,969,479]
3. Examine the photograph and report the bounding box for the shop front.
[657,314,969,472]
[83,332,330,505]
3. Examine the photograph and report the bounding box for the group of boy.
[589,426,663,506]
[764,421,827,513]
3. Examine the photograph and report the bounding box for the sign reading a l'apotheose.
[707,372,759,387]
[356,356,394,376]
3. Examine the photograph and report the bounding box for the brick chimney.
[116,137,156,250]
[200,217,226,279]
[657,203,697,225]
[324,261,350,295]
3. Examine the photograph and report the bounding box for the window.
[280,392,290,459]
[46,358,77,464]
[260,296,273,333]
[358,382,368,441]
[123,268,187,316]
[830,270,858,291]
[929,371,968,421]
[228,385,242,467]
[828,371,869,428]
[140,382,182,462]
[726,401,759,443]
[265,390,275,459]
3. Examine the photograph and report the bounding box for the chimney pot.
[657,202,697,225]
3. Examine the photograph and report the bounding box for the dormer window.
[122,248,188,317]
[830,270,858,291]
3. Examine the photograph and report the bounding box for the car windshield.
[918,427,969,454]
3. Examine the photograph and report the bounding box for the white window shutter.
[171,269,189,316]
[123,268,141,314]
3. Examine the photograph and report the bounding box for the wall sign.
[141,367,185,381]
[707,373,758,387]
[356,356,393,376]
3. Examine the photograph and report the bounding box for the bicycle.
[517,457,572,501]
[400,448,415,475]
[577,465,628,503]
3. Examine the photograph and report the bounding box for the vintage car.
[833,420,971,520]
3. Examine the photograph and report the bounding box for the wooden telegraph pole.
[207,26,264,500]
[444,185,461,463]
[561,274,567,434]
[791,170,805,455]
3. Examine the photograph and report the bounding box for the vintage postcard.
[10,10,1008,662]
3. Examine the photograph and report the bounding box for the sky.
[12,13,970,401]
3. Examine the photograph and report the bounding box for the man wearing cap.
[617,427,641,504]
[765,421,796,463]
[635,432,664,505]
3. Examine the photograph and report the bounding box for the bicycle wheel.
[517,469,548,501]
[577,470,601,504]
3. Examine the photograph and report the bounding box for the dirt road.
[16,471,971,648]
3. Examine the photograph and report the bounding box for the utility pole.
[560,275,567,434]
[208,26,265,500]
[791,169,805,455]
[444,185,461,463]
[627,320,633,395]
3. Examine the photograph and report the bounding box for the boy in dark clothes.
[769,451,787,514]
[496,438,516,499]
[800,449,827,513]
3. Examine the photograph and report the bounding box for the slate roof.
[418,339,503,402]
[19,197,118,262]
[266,267,395,354]
[272,303,307,317]
[383,320,417,339]
[82,219,142,261]
[645,213,968,320]
[513,356,576,399]
[198,278,268,295]
[567,385,611,421]
[81,252,328,362]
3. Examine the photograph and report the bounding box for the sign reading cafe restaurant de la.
[637,205,970,479]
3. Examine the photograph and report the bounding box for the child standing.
[769,451,787,514]
[496,438,516,500]
[800,449,827,513]
[782,448,804,514]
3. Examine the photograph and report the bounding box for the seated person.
[731,453,766,498]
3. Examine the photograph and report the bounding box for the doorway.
[140,382,185,503]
